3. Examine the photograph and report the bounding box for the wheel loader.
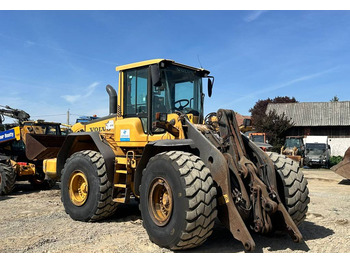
[0,105,66,195]
[43,59,309,251]
[281,136,305,167]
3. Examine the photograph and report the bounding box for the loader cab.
[118,59,212,135]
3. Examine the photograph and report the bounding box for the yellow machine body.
[45,59,308,252]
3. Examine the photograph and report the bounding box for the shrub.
[329,156,343,167]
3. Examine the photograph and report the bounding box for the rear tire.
[268,152,310,225]
[140,151,217,250]
[0,162,16,195]
[61,150,118,222]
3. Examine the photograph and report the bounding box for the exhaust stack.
[106,85,117,115]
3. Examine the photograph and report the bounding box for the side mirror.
[208,77,214,97]
[150,64,162,87]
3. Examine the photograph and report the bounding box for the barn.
[266,101,350,156]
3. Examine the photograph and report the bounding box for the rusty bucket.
[331,147,350,180]
[25,133,66,160]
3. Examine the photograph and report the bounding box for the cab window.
[124,67,148,116]
[124,67,148,133]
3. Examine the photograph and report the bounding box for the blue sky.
[1,10,350,124]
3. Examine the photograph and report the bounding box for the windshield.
[251,135,265,143]
[285,138,302,149]
[27,124,61,135]
[153,65,203,116]
[306,143,326,155]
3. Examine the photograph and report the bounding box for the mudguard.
[134,139,195,196]
[56,132,115,183]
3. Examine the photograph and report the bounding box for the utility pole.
[67,109,70,125]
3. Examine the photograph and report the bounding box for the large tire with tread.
[61,150,118,222]
[0,162,16,195]
[267,152,310,225]
[140,151,217,250]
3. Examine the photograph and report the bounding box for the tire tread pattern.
[143,151,217,250]
[0,163,16,195]
[267,152,310,225]
[61,150,118,222]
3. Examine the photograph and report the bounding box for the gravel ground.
[0,168,349,253]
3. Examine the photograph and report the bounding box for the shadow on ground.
[339,179,350,185]
[0,182,60,201]
[186,220,334,253]
[90,200,334,253]
[102,200,141,223]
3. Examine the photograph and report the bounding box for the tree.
[249,96,297,152]
[258,110,294,152]
[249,96,297,129]
[330,95,339,102]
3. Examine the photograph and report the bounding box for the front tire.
[140,151,217,250]
[0,162,16,195]
[61,150,118,222]
[268,152,310,225]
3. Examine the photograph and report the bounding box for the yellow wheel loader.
[44,59,309,251]
[281,136,305,166]
[0,105,65,195]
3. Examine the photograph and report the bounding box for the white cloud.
[61,94,81,103]
[25,40,36,46]
[62,82,100,103]
[244,11,268,22]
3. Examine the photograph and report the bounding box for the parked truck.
[248,132,272,151]
[304,136,330,168]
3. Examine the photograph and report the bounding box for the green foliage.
[249,96,297,129]
[257,110,294,152]
[330,95,339,102]
[329,156,343,167]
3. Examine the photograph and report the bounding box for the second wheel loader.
[44,59,309,251]
[0,105,65,195]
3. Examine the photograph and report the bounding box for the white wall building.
[267,101,350,157]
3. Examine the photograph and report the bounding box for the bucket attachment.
[331,147,350,180]
[184,109,304,251]
[25,133,66,160]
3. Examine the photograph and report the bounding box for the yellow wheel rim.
[148,177,173,226]
[69,171,88,206]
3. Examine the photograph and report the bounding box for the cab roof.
[115,59,210,75]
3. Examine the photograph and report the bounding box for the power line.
[31,113,83,117]
[31,113,67,117]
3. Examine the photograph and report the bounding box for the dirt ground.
[0,168,349,253]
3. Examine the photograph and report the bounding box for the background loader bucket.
[25,133,66,160]
[331,147,350,180]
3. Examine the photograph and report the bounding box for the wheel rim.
[148,177,173,226]
[69,171,88,206]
